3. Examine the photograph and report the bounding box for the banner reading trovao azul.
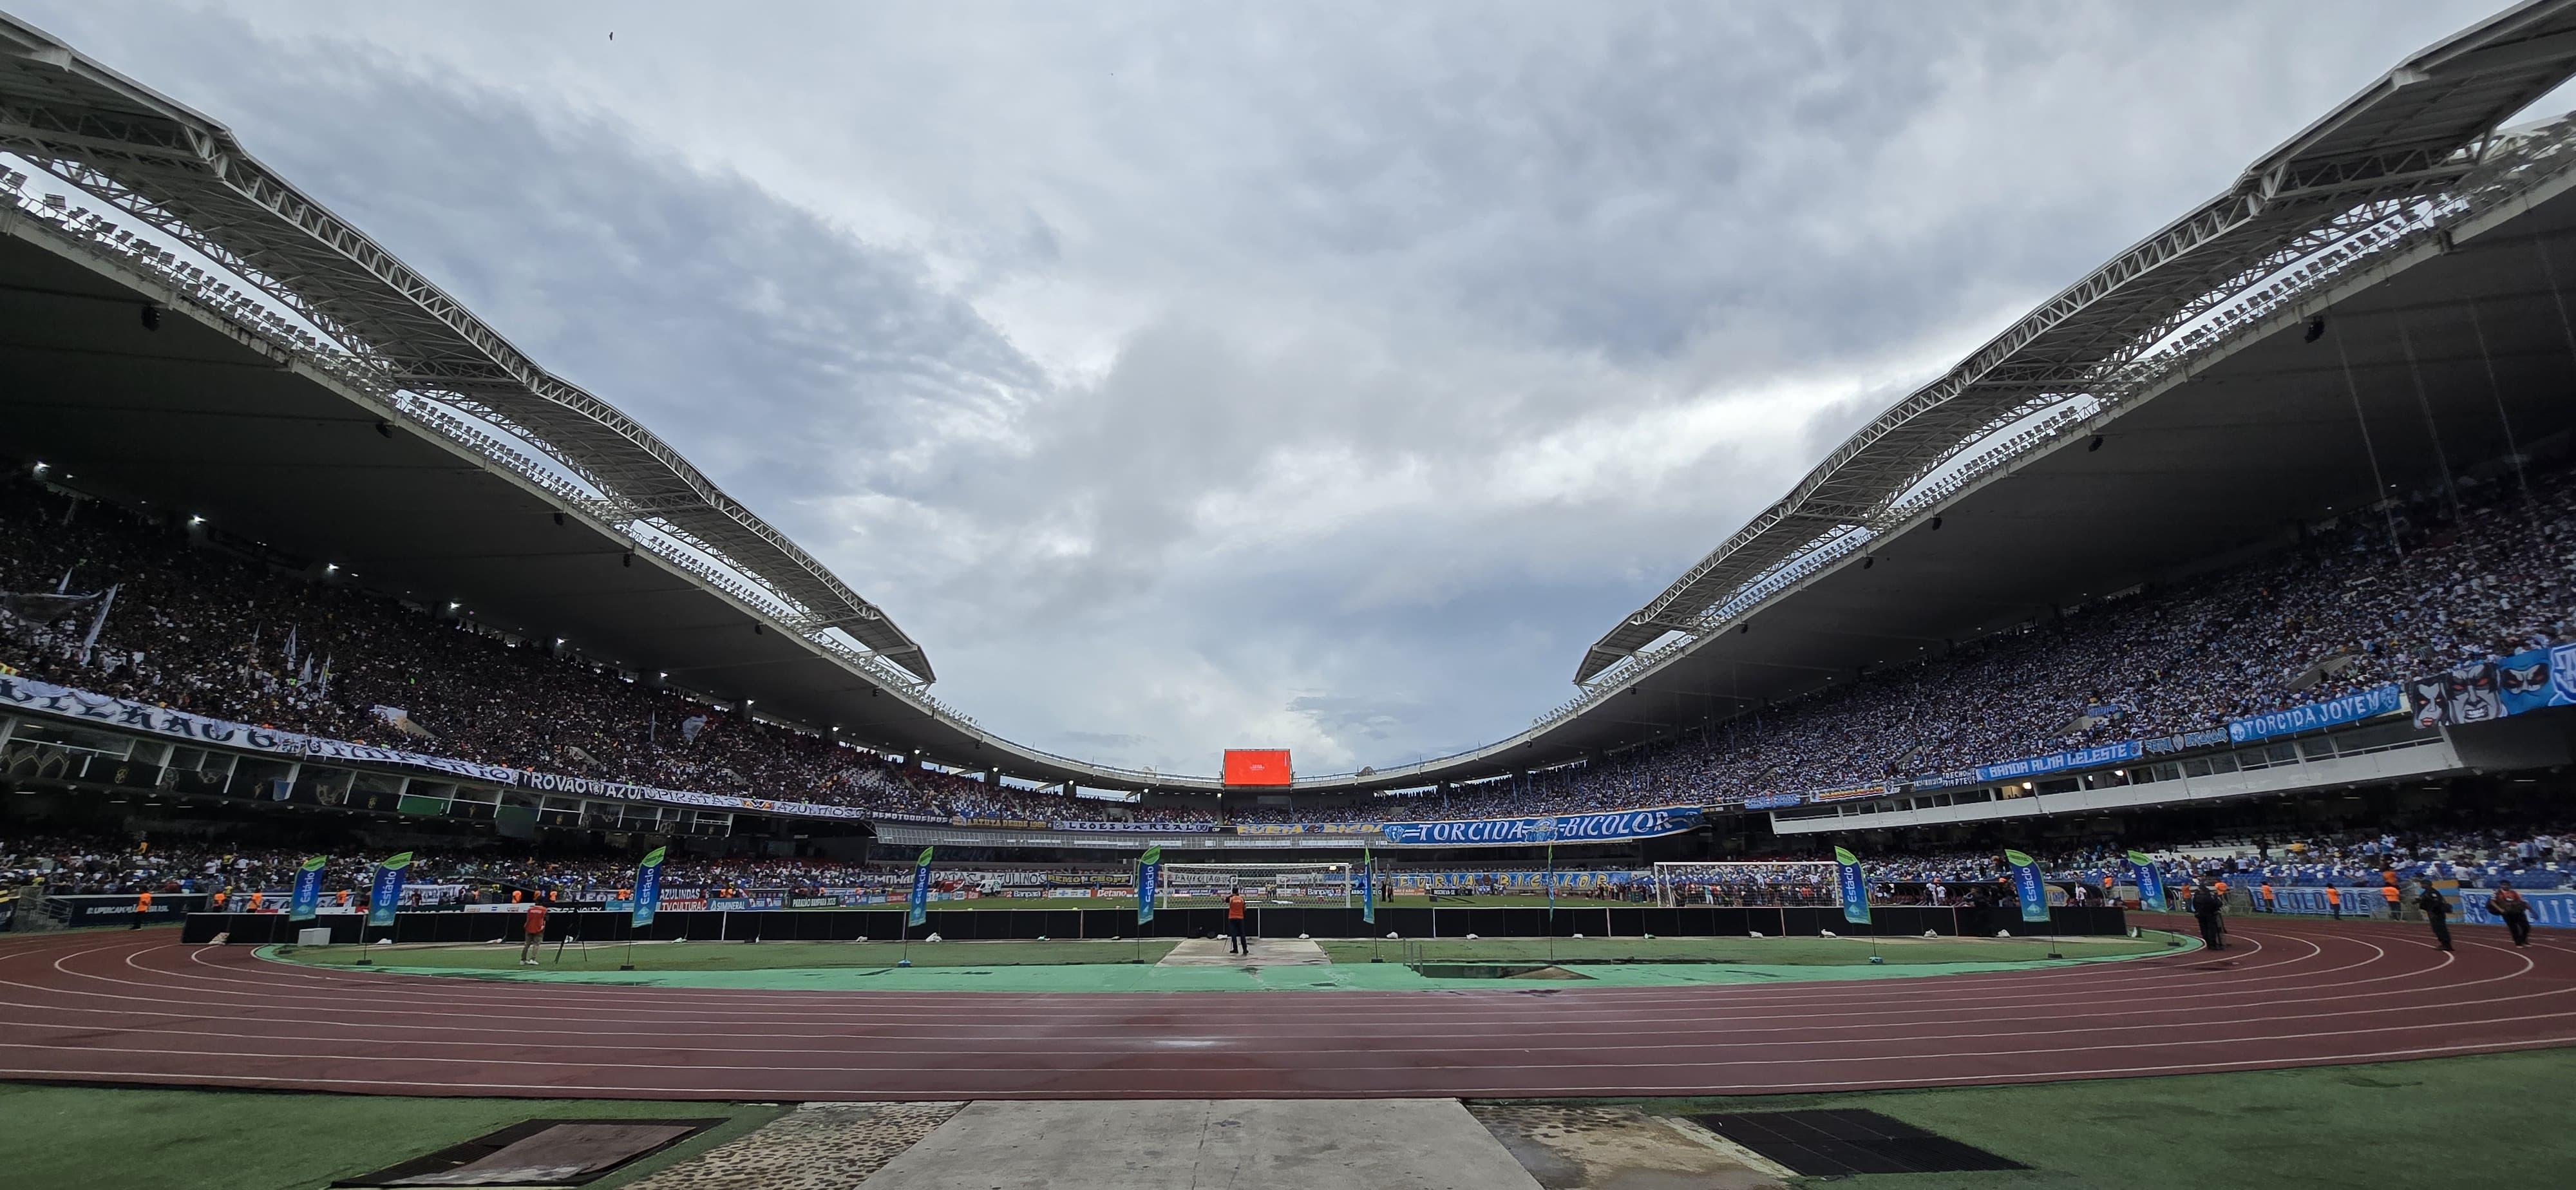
[1378,806,1701,847]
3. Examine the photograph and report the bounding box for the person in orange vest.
[211,889,228,911]
[131,889,153,930]
[2325,884,2342,919]
[509,889,524,905]
[2259,882,2275,913]
[248,890,264,912]
[337,889,352,909]
[2381,880,2401,920]
[519,901,549,966]
[1226,887,1249,956]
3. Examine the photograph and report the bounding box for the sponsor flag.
[288,856,327,922]
[365,851,413,928]
[2125,850,2165,907]
[907,846,934,927]
[631,846,667,928]
[1833,846,1871,925]
[1361,844,1376,925]
[1136,845,1162,925]
[2005,849,2051,923]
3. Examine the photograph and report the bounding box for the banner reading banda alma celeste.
[1379,806,1701,847]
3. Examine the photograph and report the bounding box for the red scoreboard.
[1222,749,1293,787]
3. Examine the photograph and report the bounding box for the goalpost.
[1160,862,1356,909]
[1652,861,1844,909]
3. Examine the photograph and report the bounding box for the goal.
[1160,862,1355,908]
[1651,861,1844,909]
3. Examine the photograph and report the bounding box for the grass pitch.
[1321,933,2174,965]
[275,938,1177,971]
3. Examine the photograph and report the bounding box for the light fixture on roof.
[325,563,337,572]
[30,462,46,475]
[187,515,204,525]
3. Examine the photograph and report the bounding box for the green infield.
[1608,1047,2576,1189]
[270,938,1178,971]
[0,1083,786,1190]
[1318,933,2175,966]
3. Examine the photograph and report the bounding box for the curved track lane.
[3,917,2571,1099]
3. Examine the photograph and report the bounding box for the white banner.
[0,675,869,820]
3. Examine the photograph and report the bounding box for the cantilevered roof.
[0,10,931,683]
[1578,0,2576,685]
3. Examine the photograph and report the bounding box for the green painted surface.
[266,932,2190,992]
[267,938,1176,972]
[1612,1048,2576,1189]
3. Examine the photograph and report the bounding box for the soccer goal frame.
[1160,862,1355,909]
[1651,861,1845,908]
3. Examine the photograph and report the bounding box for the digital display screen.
[1222,749,1293,786]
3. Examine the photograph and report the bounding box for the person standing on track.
[1226,888,1248,956]
[2490,880,2532,948]
[2325,884,2342,920]
[131,888,151,929]
[2259,881,2275,913]
[520,901,549,965]
[2188,879,2226,951]
[2416,881,2452,952]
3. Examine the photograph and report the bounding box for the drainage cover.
[1685,1109,2025,1176]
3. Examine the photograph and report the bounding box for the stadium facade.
[9,3,2576,856]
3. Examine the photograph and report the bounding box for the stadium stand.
[6,448,2575,829]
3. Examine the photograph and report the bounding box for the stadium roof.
[0,11,931,685]
[1578,0,2576,684]
[9,4,2576,798]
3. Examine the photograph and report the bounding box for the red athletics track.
[2,916,2571,1100]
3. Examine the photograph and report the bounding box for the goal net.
[1652,861,1844,908]
[1161,862,1354,907]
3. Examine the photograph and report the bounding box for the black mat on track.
[1687,1108,2026,1176]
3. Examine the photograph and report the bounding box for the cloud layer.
[13,0,2546,776]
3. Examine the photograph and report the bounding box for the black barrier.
[182,903,2126,945]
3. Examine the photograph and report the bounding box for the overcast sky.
[14,1,2553,777]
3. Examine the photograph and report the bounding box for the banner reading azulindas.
[288,856,326,922]
[2125,850,2165,907]
[1833,847,1871,925]
[365,851,413,928]
[1136,845,1162,925]
[631,845,667,928]
[2005,849,2050,923]
[907,846,934,927]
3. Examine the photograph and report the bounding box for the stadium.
[4,3,2576,1188]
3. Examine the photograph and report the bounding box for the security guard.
[2189,879,2227,951]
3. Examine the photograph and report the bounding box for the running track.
[3,916,2571,1100]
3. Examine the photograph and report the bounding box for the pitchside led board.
[1223,748,1293,787]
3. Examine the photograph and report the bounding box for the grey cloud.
[14,0,2535,774]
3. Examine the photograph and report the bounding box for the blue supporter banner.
[1834,847,1870,925]
[2459,889,2575,929]
[1741,794,1804,810]
[2499,650,2555,717]
[1136,845,1161,925]
[364,852,412,927]
[1378,806,1701,847]
[2226,684,2407,744]
[2005,849,2050,923]
[2554,643,2576,706]
[1973,741,2143,784]
[631,846,666,929]
[287,856,325,922]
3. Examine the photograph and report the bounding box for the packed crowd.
[5,453,2574,826]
